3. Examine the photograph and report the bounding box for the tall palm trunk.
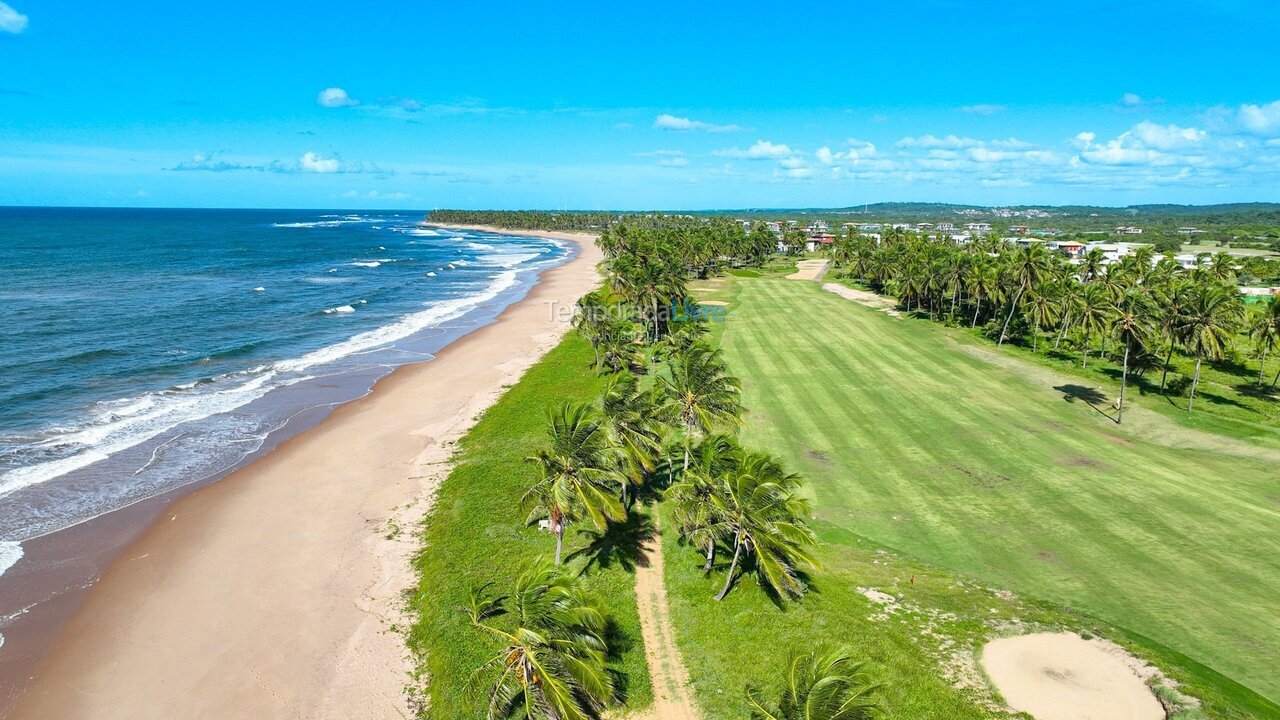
[1118,340,1131,424]
[703,542,715,573]
[1272,365,1280,391]
[1188,352,1204,411]
[1055,312,1073,349]
[998,284,1026,346]
[1159,335,1176,392]
[972,295,982,328]
[715,531,745,601]
[1082,332,1090,368]
[1258,346,1269,385]
[554,525,564,565]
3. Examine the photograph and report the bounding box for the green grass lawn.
[699,276,1280,712]
[407,336,652,718]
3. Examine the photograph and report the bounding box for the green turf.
[407,336,652,718]
[710,277,1280,709]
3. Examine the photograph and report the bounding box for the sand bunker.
[787,259,830,280]
[981,633,1163,720]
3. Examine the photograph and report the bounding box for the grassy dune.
[408,336,652,717]
[701,276,1279,711]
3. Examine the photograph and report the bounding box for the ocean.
[0,208,570,588]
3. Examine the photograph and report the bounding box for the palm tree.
[1074,283,1114,368]
[998,244,1053,345]
[1180,283,1246,411]
[967,261,999,328]
[1249,296,1280,388]
[746,647,880,720]
[657,343,744,472]
[466,566,615,720]
[1024,286,1060,352]
[1111,290,1156,424]
[600,373,663,503]
[710,451,818,601]
[573,290,610,369]
[1156,278,1192,393]
[524,403,627,564]
[666,434,740,572]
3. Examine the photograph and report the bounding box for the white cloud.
[659,157,689,168]
[1130,121,1206,150]
[299,151,340,173]
[896,134,980,149]
[815,146,837,165]
[1073,122,1208,166]
[1121,92,1145,107]
[342,190,410,200]
[0,2,27,33]
[653,113,741,133]
[317,87,359,108]
[1240,100,1280,136]
[713,140,793,159]
[961,104,1005,115]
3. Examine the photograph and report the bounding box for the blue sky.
[2,0,1280,210]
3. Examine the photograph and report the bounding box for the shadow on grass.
[1233,383,1279,402]
[1054,384,1118,423]
[568,512,656,575]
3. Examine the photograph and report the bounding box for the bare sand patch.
[822,282,902,316]
[697,300,729,306]
[981,633,1163,720]
[787,259,830,280]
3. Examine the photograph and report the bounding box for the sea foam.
[0,541,23,579]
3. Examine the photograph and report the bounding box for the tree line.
[464,218,880,720]
[827,229,1280,421]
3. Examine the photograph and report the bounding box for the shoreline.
[5,226,602,719]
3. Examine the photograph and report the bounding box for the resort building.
[1114,226,1144,235]
[1008,225,1030,235]
[936,223,956,232]
[964,222,992,232]
[915,222,935,231]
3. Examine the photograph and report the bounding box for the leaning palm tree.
[1249,296,1280,388]
[466,566,616,720]
[1180,283,1246,411]
[1111,290,1156,424]
[524,403,627,564]
[746,646,881,720]
[657,343,744,472]
[710,451,818,601]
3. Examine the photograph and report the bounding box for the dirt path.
[629,517,702,720]
[787,258,830,280]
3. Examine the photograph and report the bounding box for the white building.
[1114,226,1144,235]
[964,222,992,232]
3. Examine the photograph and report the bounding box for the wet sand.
[6,229,601,719]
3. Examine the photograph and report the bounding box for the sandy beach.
[8,227,602,720]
